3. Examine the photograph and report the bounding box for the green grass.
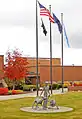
[0,92,82,119]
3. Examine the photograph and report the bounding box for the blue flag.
[63,24,70,48]
[53,13,62,33]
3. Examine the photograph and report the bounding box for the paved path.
[0,88,68,101]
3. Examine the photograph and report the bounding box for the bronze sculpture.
[32,81,59,110]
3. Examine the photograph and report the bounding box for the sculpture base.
[20,106,73,113]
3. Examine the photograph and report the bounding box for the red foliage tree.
[4,49,29,89]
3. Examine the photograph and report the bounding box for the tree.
[4,48,29,89]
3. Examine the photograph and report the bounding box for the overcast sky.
[0,0,82,65]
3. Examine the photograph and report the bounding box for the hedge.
[8,90,23,95]
[0,88,8,95]
[23,85,36,91]
[41,83,63,90]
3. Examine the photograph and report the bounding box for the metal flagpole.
[61,13,64,93]
[36,0,39,96]
[49,5,53,94]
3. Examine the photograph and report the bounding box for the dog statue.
[32,97,44,109]
[50,100,59,109]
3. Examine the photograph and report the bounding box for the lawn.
[0,92,82,119]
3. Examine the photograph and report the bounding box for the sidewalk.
[0,88,68,101]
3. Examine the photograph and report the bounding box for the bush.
[15,84,23,90]
[49,83,62,90]
[12,90,23,95]
[74,83,82,86]
[52,83,58,89]
[8,90,12,95]
[0,88,8,95]
[8,90,23,95]
[63,81,71,87]
[41,83,62,90]
[23,85,30,91]
[23,85,36,91]
[63,85,68,88]
[57,84,62,89]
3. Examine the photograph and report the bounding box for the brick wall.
[40,66,82,83]
[26,57,82,84]
[0,55,4,78]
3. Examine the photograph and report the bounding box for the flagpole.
[36,0,39,96]
[61,13,64,93]
[49,5,53,94]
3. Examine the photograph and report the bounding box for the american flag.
[38,2,54,23]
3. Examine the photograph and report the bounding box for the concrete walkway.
[0,88,68,101]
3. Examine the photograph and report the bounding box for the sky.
[0,0,82,65]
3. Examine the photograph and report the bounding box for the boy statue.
[40,81,50,109]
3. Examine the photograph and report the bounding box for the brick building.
[27,57,60,84]
[0,55,82,85]
[0,55,4,78]
[27,57,82,84]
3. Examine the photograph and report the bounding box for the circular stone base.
[20,106,73,113]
